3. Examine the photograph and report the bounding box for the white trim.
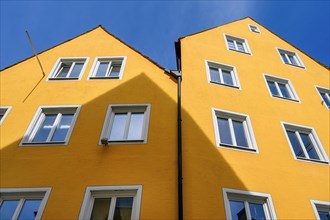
[222,188,277,220]
[315,85,330,109]
[78,185,142,220]
[281,121,329,164]
[20,105,81,146]
[224,34,252,55]
[212,108,258,153]
[87,56,127,80]
[311,200,330,220]
[47,57,90,81]
[248,24,261,33]
[205,60,242,90]
[276,48,305,69]
[0,106,12,125]
[0,187,51,220]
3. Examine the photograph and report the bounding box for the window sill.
[228,48,251,55]
[89,76,120,80]
[272,95,300,102]
[296,157,329,165]
[48,77,79,80]
[283,63,305,69]
[100,139,146,145]
[210,81,240,89]
[20,141,66,146]
[219,143,257,152]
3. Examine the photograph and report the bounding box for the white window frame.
[281,122,329,164]
[47,57,89,81]
[311,200,330,220]
[20,105,81,146]
[263,74,300,102]
[78,185,142,220]
[100,104,151,145]
[315,86,330,109]
[0,187,51,220]
[276,48,305,68]
[248,24,260,33]
[205,60,241,89]
[212,108,258,153]
[88,56,127,80]
[224,34,252,55]
[0,106,12,125]
[223,188,277,220]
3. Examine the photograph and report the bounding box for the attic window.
[249,24,260,33]
[48,57,89,80]
[88,57,127,80]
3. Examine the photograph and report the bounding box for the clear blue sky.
[1,1,329,70]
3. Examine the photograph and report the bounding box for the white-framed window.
[100,104,151,144]
[205,60,241,89]
[223,188,277,220]
[212,108,258,152]
[248,24,260,33]
[78,185,142,220]
[315,86,330,109]
[20,105,81,146]
[88,56,127,80]
[224,34,252,55]
[277,48,305,68]
[263,74,300,102]
[48,57,89,80]
[0,106,12,125]
[282,122,329,164]
[311,200,330,220]
[0,187,51,220]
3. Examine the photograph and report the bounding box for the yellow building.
[1,17,329,220]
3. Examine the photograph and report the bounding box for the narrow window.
[206,61,240,88]
[48,58,88,80]
[316,86,330,109]
[0,107,11,125]
[225,35,251,54]
[277,48,304,68]
[248,24,260,33]
[89,57,127,80]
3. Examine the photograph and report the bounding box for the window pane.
[56,64,71,78]
[318,211,329,220]
[320,92,330,107]
[229,200,247,220]
[17,199,42,220]
[209,67,220,83]
[113,197,133,220]
[0,114,3,121]
[267,81,279,96]
[232,120,248,147]
[222,70,234,86]
[236,42,245,52]
[288,55,298,65]
[218,118,232,145]
[249,203,266,220]
[227,39,235,50]
[286,131,306,158]
[278,83,291,98]
[110,113,127,140]
[96,62,109,77]
[90,198,111,220]
[32,114,57,142]
[300,133,319,160]
[69,63,84,78]
[110,63,122,77]
[0,200,19,219]
[127,112,144,140]
[280,53,289,64]
[51,114,74,142]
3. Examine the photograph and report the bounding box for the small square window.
[78,185,142,220]
[0,187,51,220]
[223,188,277,220]
[206,61,241,88]
[20,106,81,146]
[248,24,260,33]
[316,86,330,109]
[277,48,304,68]
[48,57,89,80]
[225,34,251,54]
[282,122,329,163]
[100,104,151,144]
[311,200,330,220]
[88,57,127,80]
[0,106,12,125]
[264,74,300,102]
[212,109,258,152]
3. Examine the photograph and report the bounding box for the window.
[223,188,277,220]
[20,106,81,145]
[264,74,300,102]
[316,86,330,109]
[88,56,127,80]
[78,185,142,220]
[206,61,241,88]
[48,57,89,80]
[0,106,11,125]
[282,122,329,163]
[0,187,51,220]
[212,109,258,152]
[100,104,151,144]
[311,200,330,220]
[225,34,251,54]
[248,24,260,33]
[277,48,304,68]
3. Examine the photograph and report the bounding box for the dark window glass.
[318,211,330,220]
[288,55,298,65]
[110,63,122,77]
[320,92,330,107]
[218,118,232,145]
[267,81,279,96]
[209,67,220,83]
[287,131,306,158]
[113,197,133,220]
[17,199,42,220]
[300,133,319,160]
[0,200,19,219]
[90,198,111,220]
[280,53,289,64]
[278,83,290,98]
[249,203,266,220]
[233,120,248,147]
[222,70,234,86]
[57,63,71,78]
[229,200,247,220]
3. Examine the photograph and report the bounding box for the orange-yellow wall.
[0,27,178,219]
[180,18,329,219]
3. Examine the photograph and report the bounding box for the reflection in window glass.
[110,113,128,140]
[222,70,234,85]
[32,115,57,143]
[233,120,248,148]
[0,200,20,219]
[210,67,220,83]
[300,133,319,160]
[90,198,111,220]
[127,113,144,140]
[318,211,330,220]
[18,199,42,220]
[218,118,232,145]
[114,197,133,220]
[51,114,74,142]
[249,203,266,220]
[287,131,305,158]
[229,200,247,220]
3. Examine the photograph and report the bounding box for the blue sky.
[1,1,329,70]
